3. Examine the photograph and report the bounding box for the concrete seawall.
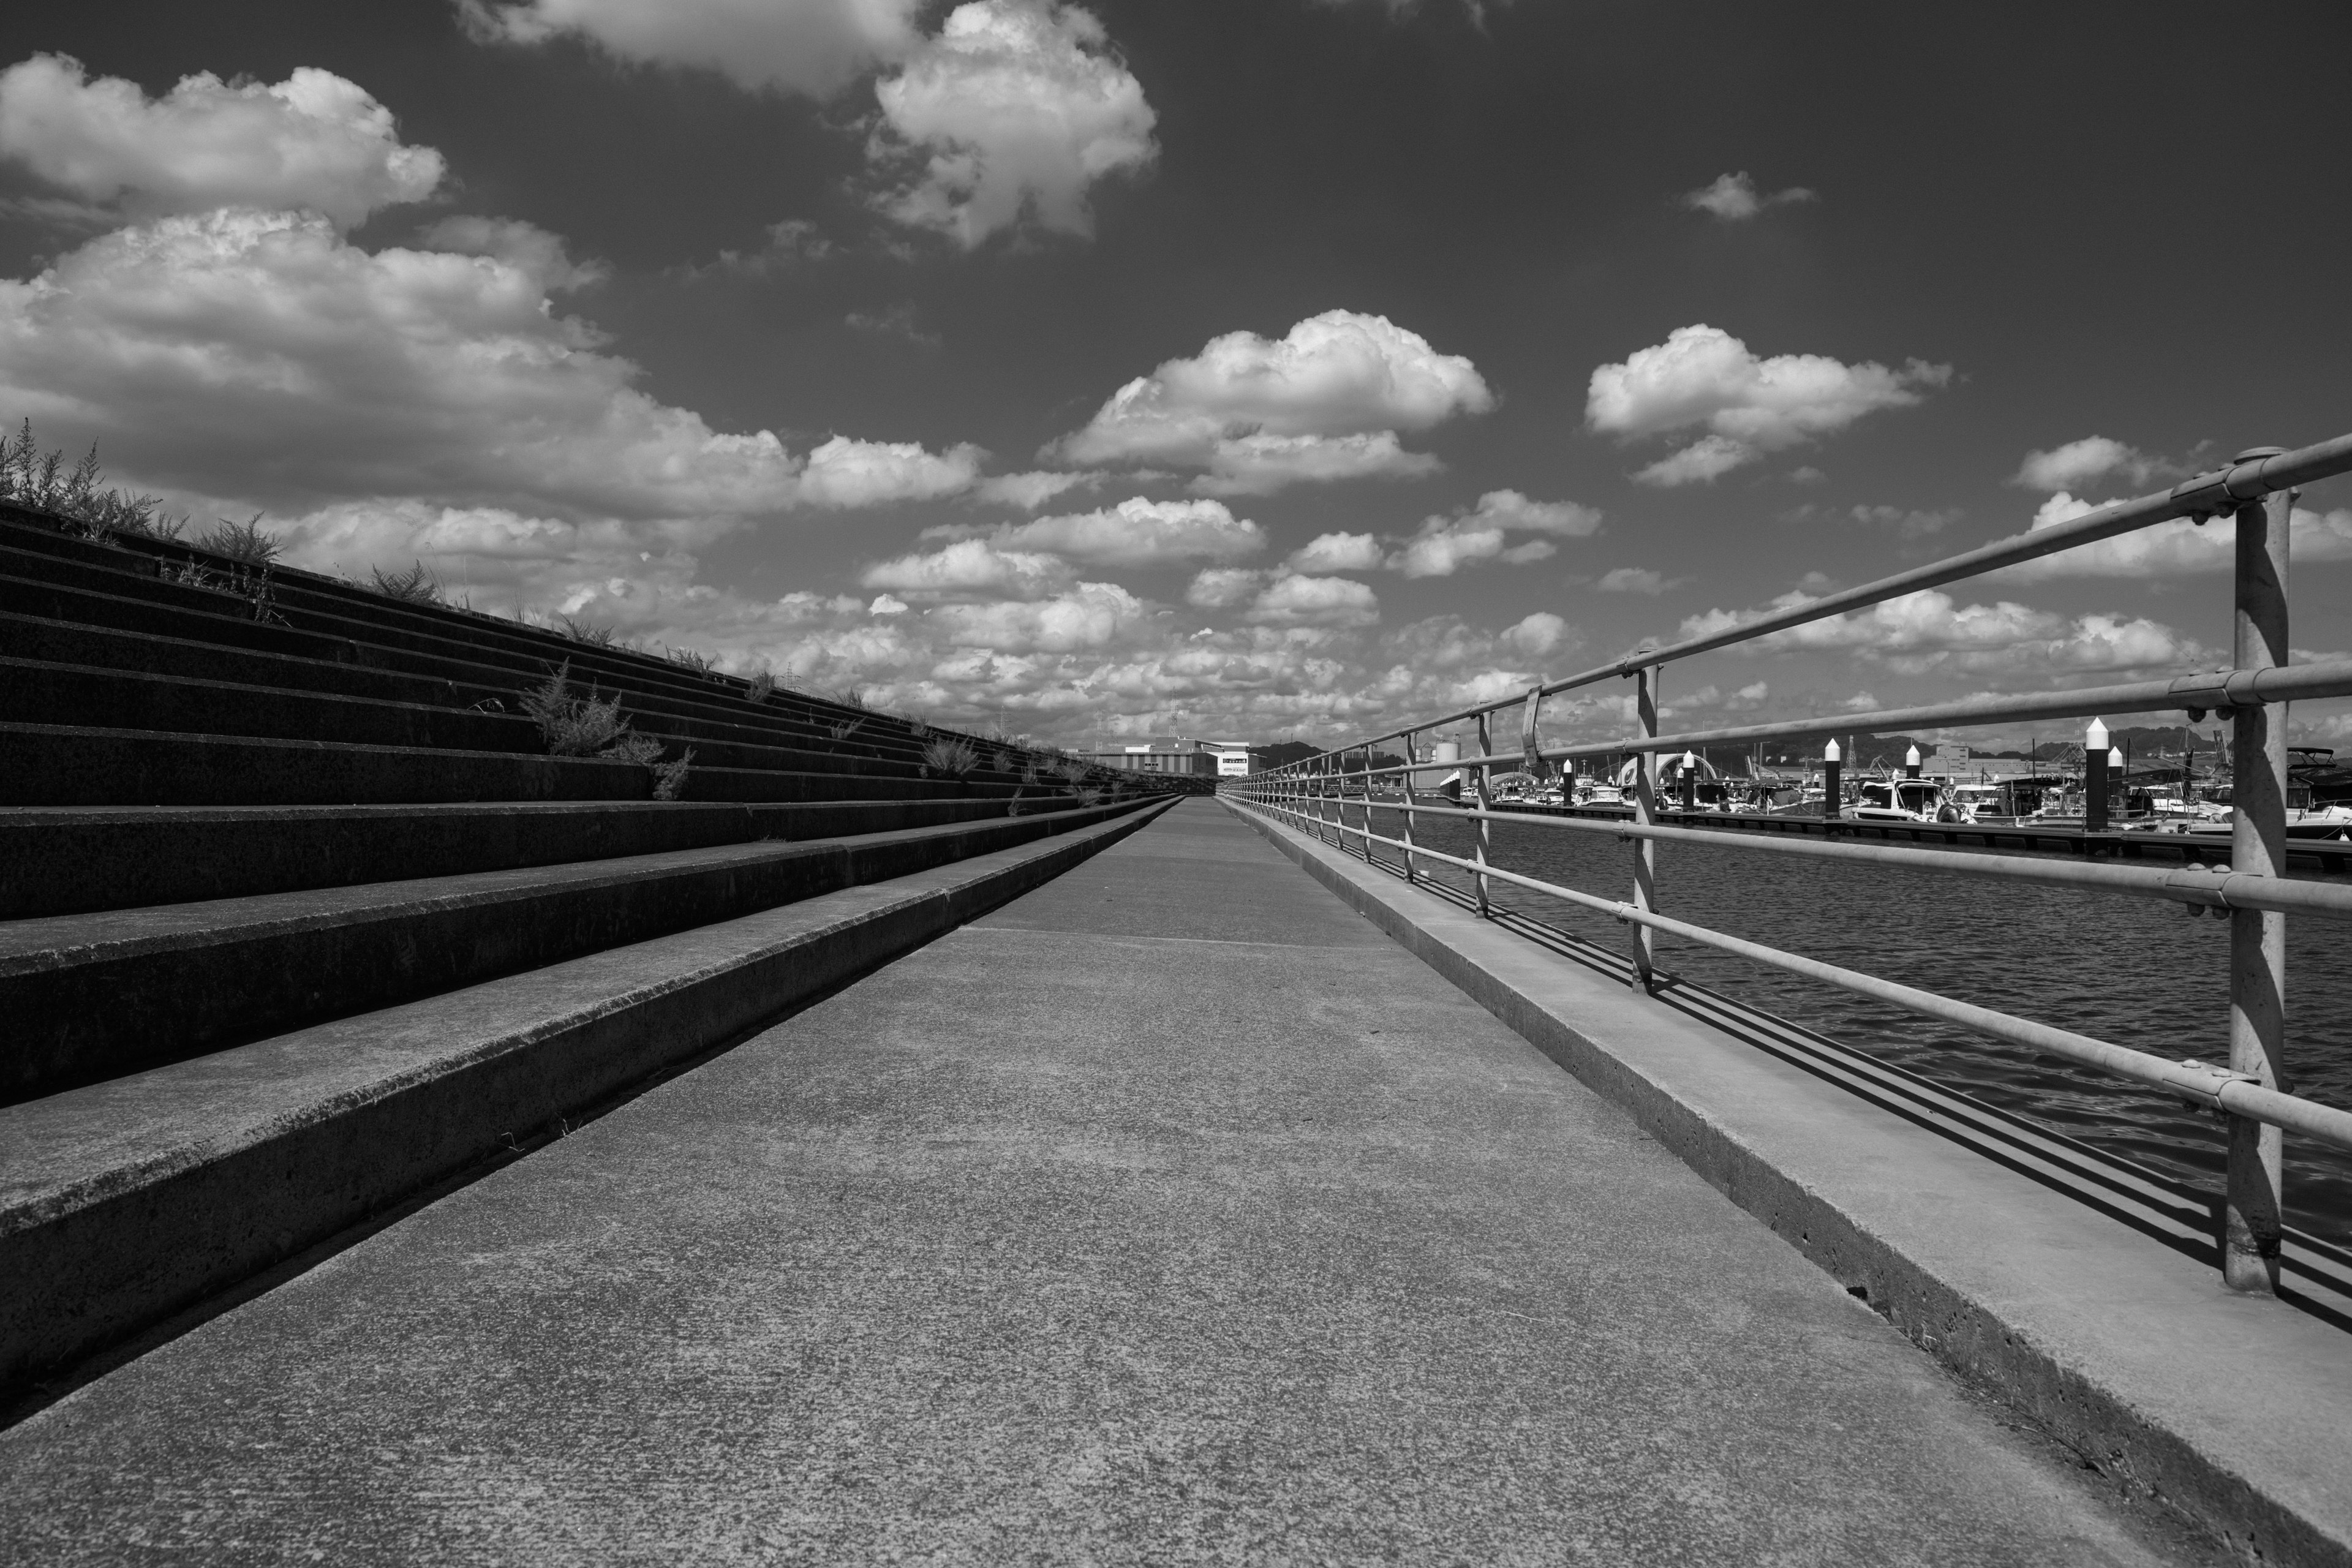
[1226,795,2352,1566]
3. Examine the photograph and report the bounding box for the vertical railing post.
[2226,451,2292,1294]
[1397,730,1417,883]
[1631,665,1660,991]
[1472,711,1494,916]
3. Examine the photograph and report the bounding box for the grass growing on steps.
[518,662,695,799]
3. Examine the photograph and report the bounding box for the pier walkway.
[2,799,2201,1563]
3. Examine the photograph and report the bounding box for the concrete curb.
[0,796,1173,1396]
[1224,797,2352,1567]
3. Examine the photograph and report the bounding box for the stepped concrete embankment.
[2,799,2221,1564]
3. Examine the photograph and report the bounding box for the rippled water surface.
[1335,803,2352,1247]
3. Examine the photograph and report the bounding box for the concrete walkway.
[1,799,2204,1564]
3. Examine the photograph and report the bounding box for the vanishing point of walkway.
[1,799,2203,1563]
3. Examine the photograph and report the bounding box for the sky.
[2,0,2349,753]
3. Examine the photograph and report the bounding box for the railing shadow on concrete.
[1227,433,2352,1302]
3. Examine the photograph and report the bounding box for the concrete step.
[0,722,1025,808]
[0,516,932,758]
[0,796,1169,1395]
[0,657,995,785]
[0,524,969,774]
[0,563,927,763]
[0,796,1049,919]
[0,613,995,780]
[1,801,1131,1102]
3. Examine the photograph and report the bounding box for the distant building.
[1077,736,1268,777]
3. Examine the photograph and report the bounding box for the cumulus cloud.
[1594,567,1681,595]
[929,579,1147,650]
[0,55,445,228]
[1501,611,1574,660]
[1587,325,1950,486]
[1287,531,1385,573]
[0,208,1005,527]
[1994,493,2352,582]
[798,435,986,507]
[860,538,1074,597]
[870,0,1156,247]
[417,216,605,289]
[1050,309,1491,492]
[1681,172,1815,221]
[459,0,925,99]
[1185,567,1265,610]
[970,469,1093,508]
[1191,430,1441,496]
[1385,489,1600,578]
[2011,435,2179,494]
[1245,571,1381,628]
[984,496,1264,565]
[1678,587,2207,677]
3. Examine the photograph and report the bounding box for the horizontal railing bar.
[1236,796,2352,1152]
[1267,429,2352,762]
[1360,798,2352,920]
[1261,658,2352,778]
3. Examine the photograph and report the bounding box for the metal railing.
[1227,435,2352,1295]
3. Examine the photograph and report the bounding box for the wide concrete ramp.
[1,799,2199,1562]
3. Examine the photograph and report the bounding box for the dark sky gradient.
[3,1,2348,745]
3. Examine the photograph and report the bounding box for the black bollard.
[1822,752,1842,822]
[2086,747,2109,834]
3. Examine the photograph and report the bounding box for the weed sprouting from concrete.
[0,419,187,541]
[745,669,777,704]
[198,513,281,565]
[921,736,978,776]
[371,560,442,603]
[519,662,631,756]
[650,748,695,801]
[664,644,715,676]
[827,716,866,742]
[521,663,693,797]
[557,615,619,647]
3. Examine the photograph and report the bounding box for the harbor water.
[1357,804,2352,1250]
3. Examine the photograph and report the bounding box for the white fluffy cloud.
[461,0,925,99]
[1594,567,1679,595]
[2011,435,2177,494]
[870,0,1156,247]
[1681,172,1815,221]
[1385,489,1599,578]
[971,469,1094,508]
[1994,493,2352,582]
[0,55,445,228]
[1191,430,1441,496]
[1287,531,1385,573]
[1586,324,1950,486]
[1501,611,1574,659]
[1050,309,1492,492]
[860,538,1074,597]
[0,208,1005,525]
[1678,587,2206,677]
[986,496,1264,565]
[1246,572,1381,628]
[798,435,986,507]
[929,580,1147,650]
